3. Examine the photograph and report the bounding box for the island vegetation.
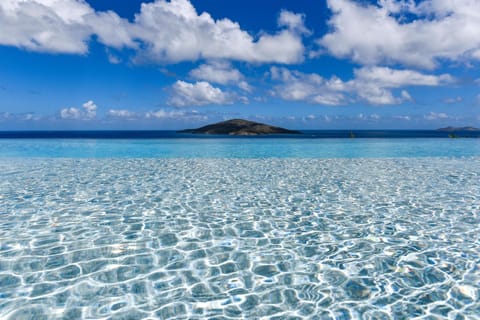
[179,119,302,136]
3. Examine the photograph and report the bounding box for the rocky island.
[437,126,480,132]
[179,119,302,136]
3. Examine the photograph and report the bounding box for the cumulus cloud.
[0,0,93,54]
[270,66,454,105]
[189,61,252,92]
[319,0,480,69]
[190,62,242,84]
[354,67,454,87]
[82,100,97,119]
[0,0,135,54]
[351,67,453,104]
[0,0,305,64]
[132,1,305,64]
[60,107,82,120]
[60,100,97,120]
[270,67,347,105]
[360,89,399,105]
[278,10,310,35]
[168,80,234,107]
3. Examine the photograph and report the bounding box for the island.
[179,119,302,136]
[437,126,480,132]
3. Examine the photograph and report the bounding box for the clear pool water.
[0,139,479,319]
[0,138,479,158]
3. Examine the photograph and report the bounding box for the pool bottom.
[0,158,479,319]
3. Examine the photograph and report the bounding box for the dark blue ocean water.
[0,130,479,158]
[0,130,479,139]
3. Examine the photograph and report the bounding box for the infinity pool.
[0,139,479,319]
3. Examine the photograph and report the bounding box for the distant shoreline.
[1,130,480,139]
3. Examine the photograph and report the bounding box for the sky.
[1,0,480,130]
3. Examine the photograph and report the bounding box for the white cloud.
[168,80,233,107]
[393,115,411,121]
[146,109,184,119]
[355,86,400,105]
[60,107,82,120]
[238,81,252,93]
[87,10,135,49]
[145,109,207,121]
[400,90,412,102]
[424,112,449,120]
[351,67,452,104]
[82,100,97,119]
[0,0,305,64]
[319,0,480,69]
[0,112,11,120]
[353,67,454,87]
[270,66,453,106]
[0,112,39,121]
[0,0,93,53]
[23,113,37,120]
[107,109,137,119]
[189,61,251,91]
[310,92,346,106]
[351,67,453,104]
[270,67,347,105]
[278,10,310,35]
[132,1,305,64]
[106,52,121,64]
[59,100,97,120]
[444,96,462,104]
[105,108,208,121]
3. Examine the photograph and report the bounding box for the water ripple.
[0,158,479,319]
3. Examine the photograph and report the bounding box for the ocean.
[1,129,480,139]
[0,134,479,319]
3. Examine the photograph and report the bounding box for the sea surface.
[0,135,479,319]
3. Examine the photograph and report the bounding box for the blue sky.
[1,0,480,130]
